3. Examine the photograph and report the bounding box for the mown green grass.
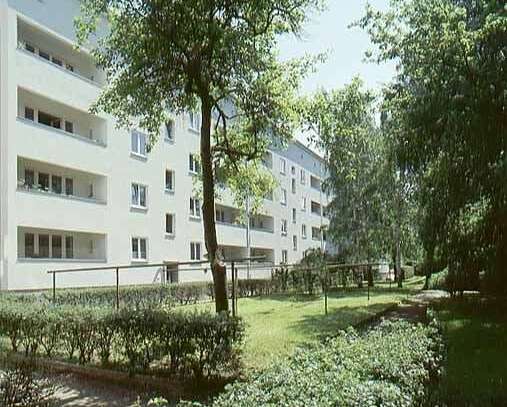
[189,277,425,369]
[432,297,507,406]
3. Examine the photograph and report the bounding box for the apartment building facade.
[0,0,332,290]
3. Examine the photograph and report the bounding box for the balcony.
[311,200,322,216]
[310,175,322,191]
[17,157,107,205]
[17,227,107,263]
[17,18,105,87]
[17,88,107,146]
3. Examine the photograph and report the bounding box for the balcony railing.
[17,117,107,147]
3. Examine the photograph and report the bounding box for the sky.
[277,0,396,95]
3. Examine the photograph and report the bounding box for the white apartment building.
[0,0,332,290]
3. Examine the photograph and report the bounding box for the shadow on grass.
[288,302,396,340]
[431,296,507,406]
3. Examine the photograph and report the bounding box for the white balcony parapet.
[18,257,107,263]
[17,184,107,205]
[17,117,107,147]
[17,45,102,88]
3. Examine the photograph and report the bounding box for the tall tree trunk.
[200,97,228,313]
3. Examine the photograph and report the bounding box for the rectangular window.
[39,234,50,258]
[65,236,74,259]
[279,158,286,174]
[38,111,61,129]
[281,189,287,205]
[281,219,287,236]
[51,175,62,194]
[189,154,200,173]
[291,166,296,175]
[132,237,147,260]
[131,183,147,208]
[165,120,174,141]
[281,250,288,264]
[65,178,74,195]
[302,224,307,239]
[65,121,74,133]
[24,106,34,121]
[165,214,175,235]
[291,178,296,194]
[292,208,297,224]
[131,130,147,156]
[189,111,200,131]
[190,242,202,261]
[293,235,298,251]
[301,197,307,211]
[52,235,62,259]
[190,197,201,218]
[38,173,49,191]
[24,233,35,258]
[312,227,321,241]
[216,209,225,222]
[24,169,35,188]
[165,170,174,191]
[300,169,306,184]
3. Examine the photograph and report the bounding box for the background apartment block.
[0,0,332,290]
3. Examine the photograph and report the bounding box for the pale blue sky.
[278,0,396,94]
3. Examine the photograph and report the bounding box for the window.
[165,120,174,142]
[65,236,74,259]
[39,49,50,61]
[24,107,34,121]
[131,130,147,157]
[132,237,147,261]
[38,111,61,129]
[301,197,307,211]
[279,158,286,174]
[302,224,307,239]
[190,242,201,260]
[291,166,296,175]
[51,56,63,67]
[165,214,175,235]
[165,170,174,192]
[216,208,225,222]
[281,189,287,205]
[39,234,50,258]
[38,173,49,191]
[65,178,73,196]
[300,169,306,185]
[293,235,298,251]
[190,197,201,218]
[281,250,288,264]
[24,169,34,188]
[189,154,200,173]
[24,42,35,53]
[51,175,62,194]
[24,233,35,258]
[189,111,201,131]
[281,219,287,236]
[131,183,147,208]
[291,178,296,194]
[292,208,297,224]
[65,120,74,133]
[312,227,321,241]
[52,235,62,259]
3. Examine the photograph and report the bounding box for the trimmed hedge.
[179,319,443,407]
[0,300,244,379]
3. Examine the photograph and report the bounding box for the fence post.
[115,267,120,310]
[52,272,56,303]
[234,264,239,315]
[231,262,236,318]
[324,263,328,316]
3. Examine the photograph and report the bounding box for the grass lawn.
[432,296,507,406]
[190,276,424,369]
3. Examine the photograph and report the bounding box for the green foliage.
[178,319,443,406]
[0,299,244,380]
[0,362,55,407]
[358,0,507,292]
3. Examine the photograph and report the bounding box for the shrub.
[0,300,244,380]
[179,319,443,407]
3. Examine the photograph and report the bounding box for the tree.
[76,0,323,311]
[358,0,507,293]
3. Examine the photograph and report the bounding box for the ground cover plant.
[429,296,507,406]
[170,319,443,406]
